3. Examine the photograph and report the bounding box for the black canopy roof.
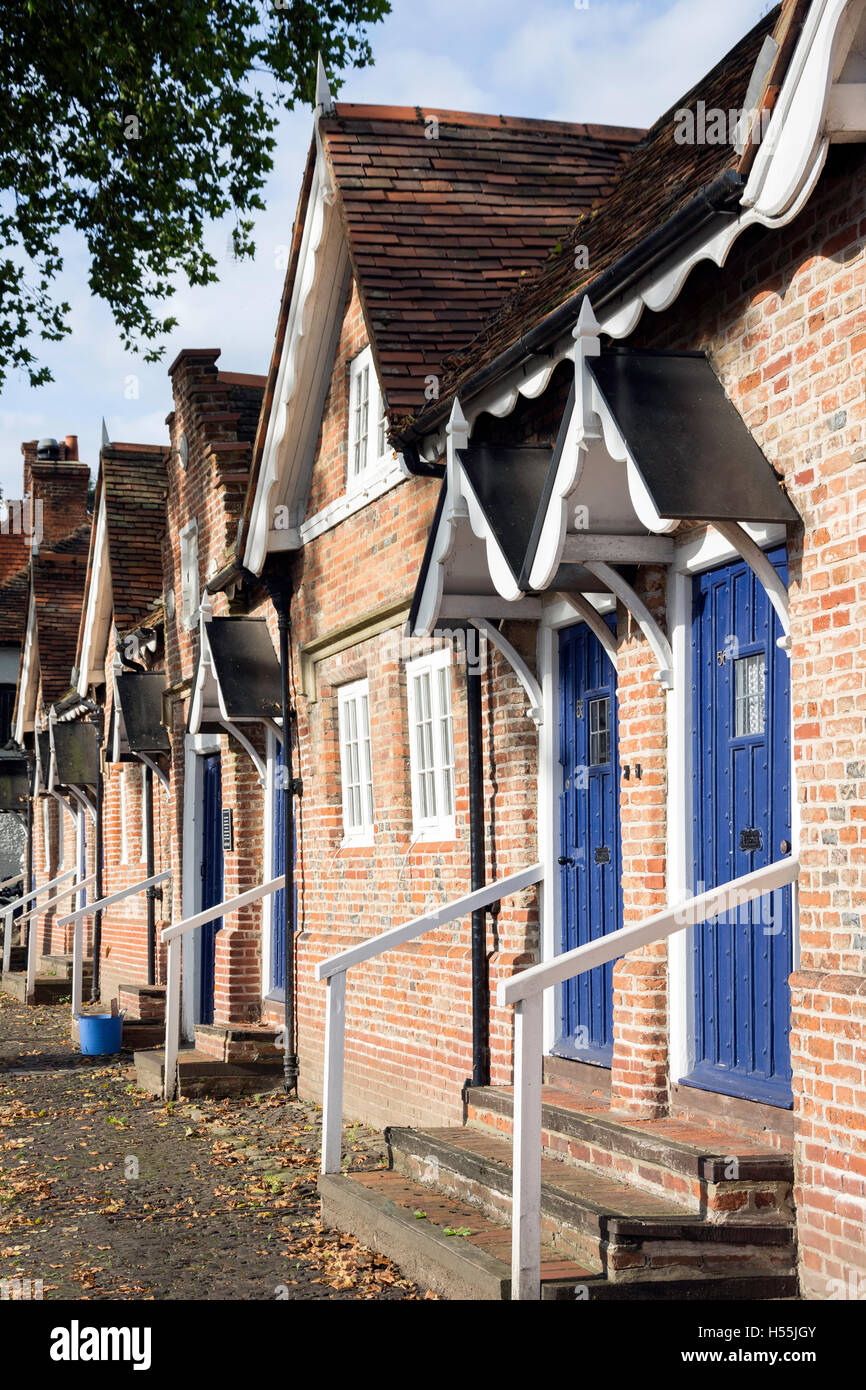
[587,348,799,524]
[114,672,170,756]
[52,721,99,787]
[0,752,29,812]
[458,445,552,581]
[198,618,282,725]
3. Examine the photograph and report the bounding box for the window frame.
[405,648,456,842]
[347,346,389,491]
[336,678,375,847]
[179,519,200,632]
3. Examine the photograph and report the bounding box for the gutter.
[397,167,747,467]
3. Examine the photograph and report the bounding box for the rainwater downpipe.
[466,648,488,1088]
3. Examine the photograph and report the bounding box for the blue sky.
[0,0,773,501]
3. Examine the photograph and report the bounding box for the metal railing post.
[2,906,13,973]
[321,971,347,1174]
[164,935,181,1103]
[511,994,543,1301]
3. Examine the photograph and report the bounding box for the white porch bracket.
[219,719,267,785]
[584,561,674,688]
[66,784,97,824]
[552,592,618,671]
[139,752,170,795]
[469,619,544,725]
[712,521,791,649]
[160,874,285,1102]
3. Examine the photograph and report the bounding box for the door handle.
[557,856,575,867]
[780,839,791,855]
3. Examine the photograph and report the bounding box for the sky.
[0,0,774,502]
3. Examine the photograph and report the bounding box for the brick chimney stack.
[21,436,90,549]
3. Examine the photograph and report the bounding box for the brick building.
[3,0,865,1301]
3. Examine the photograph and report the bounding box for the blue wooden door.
[689,547,793,1107]
[556,619,622,1064]
[199,753,223,1026]
[270,736,298,996]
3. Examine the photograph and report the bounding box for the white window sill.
[410,822,457,845]
[340,831,375,850]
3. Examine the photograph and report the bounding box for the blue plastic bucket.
[77,1013,124,1055]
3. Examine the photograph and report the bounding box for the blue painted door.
[555,619,622,1065]
[271,738,286,995]
[199,754,223,1026]
[688,546,793,1107]
[270,736,298,996]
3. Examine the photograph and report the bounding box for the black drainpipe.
[143,764,155,987]
[466,646,488,1088]
[26,751,34,898]
[264,571,298,1096]
[88,707,104,1003]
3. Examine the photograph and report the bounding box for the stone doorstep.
[0,971,71,1005]
[194,1023,282,1064]
[318,1172,800,1303]
[38,954,93,982]
[387,1126,796,1284]
[117,983,165,1024]
[465,1085,794,1218]
[133,1046,284,1100]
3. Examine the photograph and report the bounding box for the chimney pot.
[64,435,78,460]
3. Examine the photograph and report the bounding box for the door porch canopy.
[410,301,799,676]
[0,751,29,813]
[187,600,283,784]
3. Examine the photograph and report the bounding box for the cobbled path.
[0,993,423,1300]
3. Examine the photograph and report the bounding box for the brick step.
[3,945,26,972]
[194,1023,281,1064]
[318,1170,798,1302]
[388,1126,795,1285]
[117,982,165,1023]
[134,1047,284,1100]
[39,953,93,982]
[0,971,72,1005]
[465,1085,794,1219]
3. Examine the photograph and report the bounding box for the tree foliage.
[0,0,390,388]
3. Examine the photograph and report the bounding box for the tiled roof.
[395,1,807,441]
[100,444,168,636]
[34,523,91,706]
[0,563,29,646]
[321,105,645,417]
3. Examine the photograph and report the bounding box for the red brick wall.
[624,142,866,1296]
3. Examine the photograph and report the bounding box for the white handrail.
[0,872,23,893]
[57,869,171,928]
[499,855,800,1300]
[7,866,76,912]
[18,874,96,927]
[161,874,285,1102]
[317,862,544,1176]
[24,874,96,998]
[58,869,172,1020]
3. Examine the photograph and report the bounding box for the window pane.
[413,672,436,821]
[734,655,766,736]
[437,666,455,816]
[589,697,610,766]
